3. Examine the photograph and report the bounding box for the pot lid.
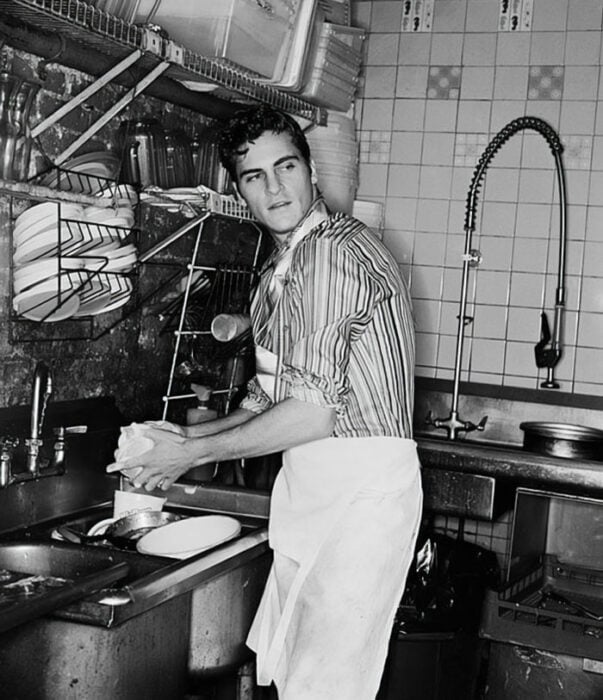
[520,422,603,442]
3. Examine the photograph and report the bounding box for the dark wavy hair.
[217,104,311,183]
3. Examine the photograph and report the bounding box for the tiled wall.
[353,0,603,397]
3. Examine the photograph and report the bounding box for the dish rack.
[479,554,603,661]
[158,210,265,423]
[9,166,139,341]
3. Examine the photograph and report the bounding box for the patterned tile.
[527,65,564,100]
[563,135,592,170]
[454,133,489,167]
[359,130,392,164]
[401,0,434,33]
[499,0,534,31]
[427,66,462,100]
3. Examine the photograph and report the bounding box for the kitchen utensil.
[117,119,168,188]
[58,511,182,549]
[113,488,167,519]
[136,515,241,558]
[519,422,603,461]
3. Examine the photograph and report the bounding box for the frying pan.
[58,511,183,550]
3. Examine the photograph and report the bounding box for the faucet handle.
[464,415,488,433]
[53,425,88,438]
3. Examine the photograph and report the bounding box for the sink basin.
[0,541,129,633]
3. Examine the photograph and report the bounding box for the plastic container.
[132,0,301,80]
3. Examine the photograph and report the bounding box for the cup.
[210,313,251,343]
[113,489,167,520]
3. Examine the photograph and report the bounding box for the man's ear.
[310,160,318,185]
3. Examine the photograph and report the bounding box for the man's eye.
[245,173,260,183]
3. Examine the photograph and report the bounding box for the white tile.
[515,202,552,238]
[432,0,468,32]
[384,196,417,231]
[396,65,429,98]
[461,66,495,99]
[415,331,440,368]
[424,100,459,131]
[504,340,540,377]
[507,306,541,341]
[483,168,521,202]
[580,276,603,312]
[568,0,602,30]
[430,33,464,64]
[465,0,499,32]
[522,132,560,169]
[444,232,465,266]
[473,304,508,340]
[590,136,603,170]
[582,241,603,277]
[529,32,566,65]
[411,264,445,299]
[382,226,415,262]
[531,0,568,32]
[481,201,518,237]
[577,311,603,348]
[393,99,426,130]
[560,103,596,137]
[457,101,491,132]
[479,236,514,270]
[414,231,448,266]
[509,271,546,307]
[387,164,421,198]
[512,237,549,272]
[496,32,530,66]
[363,65,397,98]
[398,33,432,65]
[517,168,555,203]
[366,33,400,65]
[470,337,505,373]
[419,165,454,199]
[569,170,593,206]
[390,131,423,163]
[564,30,601,66]
[416,195,451,230]
[494,66,530,100]
[422,133,455,165]
[371,1,403,33]
[357,162,389,197]
[563,66,599,101]
[574,347,603,381]
[413,298,442,333]
[463,32,497,66]
[360,100,394,130]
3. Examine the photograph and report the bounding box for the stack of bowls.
[305,110,358,214]
[352,199,384,240]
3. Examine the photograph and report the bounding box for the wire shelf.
[4,0,326,123]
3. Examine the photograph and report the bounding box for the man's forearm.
[185,398,335,466]
[184,407,255,437]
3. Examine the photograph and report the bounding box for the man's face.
[234,131,314,241]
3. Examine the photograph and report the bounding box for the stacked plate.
[12,200,136,322]
[38,151,123,196]
[305,110,359,214]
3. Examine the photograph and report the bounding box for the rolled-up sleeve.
[279,236,375,414]
[239,376,273,414]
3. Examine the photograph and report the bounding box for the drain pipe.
[427,116,567,440]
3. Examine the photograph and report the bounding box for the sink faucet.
[428,117,567,440]
[25,361,53,474]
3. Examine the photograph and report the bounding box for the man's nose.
[265,170,282,194]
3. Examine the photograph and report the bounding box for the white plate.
[12,273,80,321]
[87,518,117,537]
[14,202,84,242]
[13,222,85,265]
[136,515,241,559]
[68,271,113,317]
[13,257,85,294]
[86,276,133,315]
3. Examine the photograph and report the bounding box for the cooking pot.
[58,510,183,549]
[520,422,603,462]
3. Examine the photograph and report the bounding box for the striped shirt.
[240,212,416,438]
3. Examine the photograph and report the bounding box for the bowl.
[136,515,241,559]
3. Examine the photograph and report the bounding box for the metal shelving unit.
[1,0,327,124]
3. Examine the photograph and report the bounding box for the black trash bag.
[398,531,500,634]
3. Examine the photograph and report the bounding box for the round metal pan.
[520,422,603,461]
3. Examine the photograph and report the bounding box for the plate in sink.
[136,515,241,559]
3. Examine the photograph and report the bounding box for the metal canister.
[117,118,168,188]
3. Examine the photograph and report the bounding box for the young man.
[108,105,423,699]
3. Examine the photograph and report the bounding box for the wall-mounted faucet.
[0,361,86,487]
[25,360,53,474]
[427,116,567,440]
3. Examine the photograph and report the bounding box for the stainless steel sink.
[0,488,272,698]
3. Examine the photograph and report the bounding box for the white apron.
[247,346,423,699]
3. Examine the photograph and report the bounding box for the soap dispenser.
[186,384,217,425]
